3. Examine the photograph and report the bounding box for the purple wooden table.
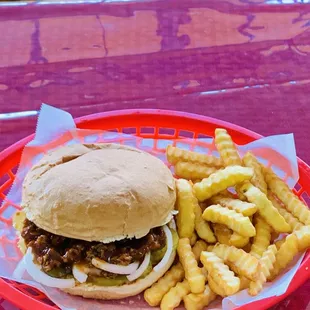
[0,0,309,309]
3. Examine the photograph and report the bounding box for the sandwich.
[13,143,177,299]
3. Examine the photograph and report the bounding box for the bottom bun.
[62,250,176,300]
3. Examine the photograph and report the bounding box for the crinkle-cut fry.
[250,216,272,259]
[268,192,303,231]
[264,167,310,225]
[208,275,227,297]
[274,239,285,250]
[214,128,242,166]
[239,276,250,290]
[190,232,198,246]
[211,243,260,281]
[194,166,253,201]
[212,223,232,245]
[174,161,218,180]
[194,203,216,243]
[183,285,217,310]
[243,152,267,194]
[249,244,277,296]
[269,225,310,280]
[166,145,223,167]
[192,240,208,261]
[160,279,190,310]
[176,179,196,238]
[177,238,205,294]
[210,195,257,217]
[203,204,256,237]
[230,232,250,248]
[144,263,185,306]
[200,251,240,296]
[240,183,291,233]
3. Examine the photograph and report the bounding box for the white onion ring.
[127,252,151,282]
[72,264,88,283]
[25,248,75,288]
[154,225,173,272]
[91,258,139,275]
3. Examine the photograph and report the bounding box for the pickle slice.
[45,267,72,279]
[88,275,129,286]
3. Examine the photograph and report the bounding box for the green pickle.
[89,275,128,286]
[45,267,72,279]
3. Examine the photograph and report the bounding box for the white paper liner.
[0,104,306,310]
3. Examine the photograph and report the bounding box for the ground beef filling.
[21,219,166,276]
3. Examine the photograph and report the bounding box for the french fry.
[212,223,231,245]
[208,275,227,297]
[211,243,260,281]
[269,225,310,280]
[274,239,285,250]
[194,166,253,201]
[194,203,216,243]
[183,285,217,310]
[268,192,303,231]
[240,183,291,233]
[243,152,267,195]
[160,279,190,310]
[200,251,240,296]
[250,216,272,259]
[203,204,256,237]
[177,238,205,294]
[190,232,198,246]
[174,161,218,180]
[230,232,250,248]
[239,276,250,290]
[144,263,185,306]
[249,245,277,296]
[214,128,242,166]
[176,179,196,238]
[166,145,223,167]
[192,240,208,262]
[264,167,310,225]
[210,195,257,217]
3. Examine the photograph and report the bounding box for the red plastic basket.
[0,109,309,310]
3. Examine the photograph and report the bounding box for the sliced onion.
[72,264,88,283]
[171,210,179,215]
[127,252,151,282]
[91,258,139,275]
[168,218,177,231]
[154,225,173,272]
[25,248,75,288]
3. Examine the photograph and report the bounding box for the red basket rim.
[0,109,309,310]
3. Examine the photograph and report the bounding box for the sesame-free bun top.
[22,143,176,242]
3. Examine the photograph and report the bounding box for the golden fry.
[190,232,198,246]
[212,223,231,245]
[166,145,223,167]
[194,203,216,243]
[240,183,291,233]
[160,279,190,310]
[250,216,272,259]
[268,192,303,231]
[269,225,310,280]
[176,179,196,238]
[174,161,218,180]
[239,276,250,290]
[200,251,240,296]
[274,239,285,250]
[264,167,310,225]
[177,238,205,294]
[214,128,242,166]
[249,244,277,296]
[183,285,217,310]
[192,240,208,262]
[144,263,185,306]
[203,204,256,237]
[210,195,257,217]
[211,243,260,281]
[194,166,253,201]
[243,152,267,194]
[230,232,250,248]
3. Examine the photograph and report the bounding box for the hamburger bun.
[22,143,176,242]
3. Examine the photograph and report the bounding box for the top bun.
[22,143,176,242]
